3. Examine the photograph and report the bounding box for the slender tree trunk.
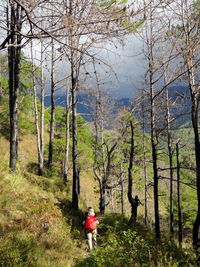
[71,65,79,209]
[142,115,148,225]
[187,61,200,248]
[180,2,200,247]
[149,64,160,238]
[151,136,160,238]
[8,3,22,171]
[39,39,45,175]
[128,121,136,223]
[148,7,160,237]
[48,38,55,170]
[63,81,70,183]
[101,104,107,211]
[176,142,182,247]
[31,41,43,176]
[165,84,174,240]
[93,90,105,214]
[120,164,125,215]
[143,139,148,225]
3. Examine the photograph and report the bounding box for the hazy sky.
[25,33,146,99]
[101,35,145,98]
[61,34,145,99]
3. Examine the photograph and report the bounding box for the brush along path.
[0,171,86,267]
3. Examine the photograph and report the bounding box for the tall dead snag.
[71,50,80,210]
[184,24,200,251]
[120,163,125,215]
[148,7,160,238]
[172,0,200,248]
[176,142,182,247]
[39,40,45,176]
[141,0,182,238]
[63,80,70,183]
[142,121,148,225]
[30,41,42,176]
[128,120,136,223]
[127,120,142,223]
[165,79,174,240]
[7,1,23,171]
[47,38,56,170]
[30,39,45,176]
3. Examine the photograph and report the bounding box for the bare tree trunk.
[48,38,55,170]
[128,121,137,223]
[148,5,160,238]
[187,60,200,248]
[141,104,148,225]
[101,102,107,212]
[93,89,106,214]
[120,163,125,215]
[8,3,22,171]
[142,131,148,225]
[30,41,43,176]
[165,84,174,240]
[63,81,70,183]
[178,0,200,248]
[39,39,45,175]
[176,142,182,248]
[71,65,79,209]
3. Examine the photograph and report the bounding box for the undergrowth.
[75,214,197,267]
[0,171,81,267]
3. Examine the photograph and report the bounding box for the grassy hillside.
[0,131,198,267]
[0,134,93,266]
[0,90,198,266]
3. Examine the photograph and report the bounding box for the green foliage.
[0,53,41,138]
[0,232,39,267]
[76,214,196,267]
[99,0,128,9]
[18,95,35,134]
[0,172,78,267]
[0,76,9,93]
[19,53,40,92]
[122,18,144,33]
[46,107,94,174]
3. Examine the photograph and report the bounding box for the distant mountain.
[43,92,132,121]
[43,85,191,125]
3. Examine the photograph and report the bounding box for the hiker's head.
[88,208,95,216]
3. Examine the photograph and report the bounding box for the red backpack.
[84,216,97,231]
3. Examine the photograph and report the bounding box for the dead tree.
[176,142,182,247]
[7,1,23,171]
[47,37,56,170]
[127,121,136,223]
[169,0,200,248]
[63,79,71,183]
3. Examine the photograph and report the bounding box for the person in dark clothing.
[99,199,105,215]
[132,195,143,223]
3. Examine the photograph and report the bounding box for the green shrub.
[75,215,196,267]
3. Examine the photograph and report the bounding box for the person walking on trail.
[99,199,105,215]
[83,208,99,251]
[132,195,143,223]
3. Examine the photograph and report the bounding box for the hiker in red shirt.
[83,207,99,251]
